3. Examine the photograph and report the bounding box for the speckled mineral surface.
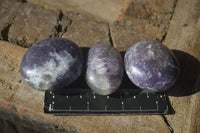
[124,40,179,91]
[86,44,124,95]
[20,38,83,91]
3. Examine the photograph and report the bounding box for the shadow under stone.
[167,50,200,97]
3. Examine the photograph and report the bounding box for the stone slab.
[27,0,124,23]
[62,13,110,47]
[112,0,176,50]
[7,2,58,47]
[0,0,22,40]
[163,0,200,132]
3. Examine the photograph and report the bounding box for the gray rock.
[8,3,58,47]
[0,0,22,40]
[62,13,110,47]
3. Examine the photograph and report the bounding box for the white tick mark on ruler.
[80,95,82,98]
[87,102,89,110]
[93,92,96,99]
[105,106,107,111]
[133,96,136,99]
[147,92,149,98]
[107,96,109,99]
[156,101,159,110]
[122,102,124,110]
[49,104,52,111]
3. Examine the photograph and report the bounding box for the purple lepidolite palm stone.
[124,40,179,91]
[20,38,83,91]
[86,44,124,95]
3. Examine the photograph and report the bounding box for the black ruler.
[44,71,168,115]
[44,88,168,115]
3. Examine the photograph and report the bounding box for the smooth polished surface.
[124,40,179,91]
[20,38,83,91]
[86,44,123,95]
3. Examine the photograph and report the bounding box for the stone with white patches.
[20,38,83,91]
[124,40,179,91]
[86,44,124,95]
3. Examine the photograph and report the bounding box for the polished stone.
[86,44,124,95]
[20,38,83,91]
[124,40,179,91]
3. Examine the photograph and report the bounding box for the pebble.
[124,40,179,91]
[86,44,124,95]
[20,38,83,91]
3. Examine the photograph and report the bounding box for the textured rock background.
[27,0,124,23]
[62,13,110,47]
[0,0,200,133]
[0,117,41,133]
[0,0,176,49]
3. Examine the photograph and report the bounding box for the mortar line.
[60,16,72,38]
[108,24,114,46]
[161,0,178,43]
[53,10,64,37]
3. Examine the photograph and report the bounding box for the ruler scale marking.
[44,88,168,115]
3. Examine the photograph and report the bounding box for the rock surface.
[86,44,123,95]
[0,0,111,48]
[110,24,152,51]
[62,13,110,47]
[0,0,21,40]
[20,38,83,91]
[8,3,58,47]
[112,0,177,51]
[124,40,179,91]
[27,0,124,23]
